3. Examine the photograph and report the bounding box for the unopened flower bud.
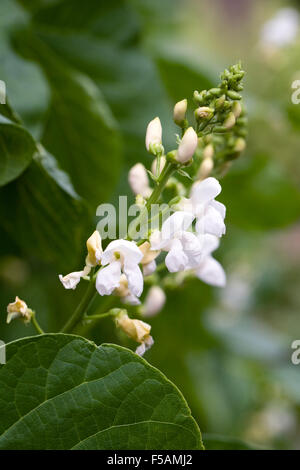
[173,99,187,126]
[234,137,246,152]
[7,296,32,324]
[215,94,226,109]
[203,144,214,160]
[197,157,214,180]
[176,127,198,164]
[195,107,214,121]
[128,163,151,198]
[86,230,102,267]
[142,286,166,318]
[145,117,162,154]
[224,112,236,129]
[232,101,242,118]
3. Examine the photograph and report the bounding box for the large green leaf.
[0,114,36,186]
[0,151,89,271]
[0,334,203,450]
[12,28,122,208]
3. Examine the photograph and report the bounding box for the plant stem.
[61,279,97,333]
[31,312,44,335]
[145,162,177,210]
[84,309,119,322]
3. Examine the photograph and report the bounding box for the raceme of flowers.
[8,64,246,356]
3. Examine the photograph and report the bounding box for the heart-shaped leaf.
[0,334,203,450]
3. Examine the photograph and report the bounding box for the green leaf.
[0,114,36,186]
[203,433,261,450]
[0,334,203,450]
[0,153,89,271]
[12,28,122,208]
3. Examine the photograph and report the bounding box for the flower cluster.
[7,64,247,357]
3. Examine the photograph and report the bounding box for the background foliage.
[1,0,300,449]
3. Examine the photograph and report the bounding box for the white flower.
[142,286,166,317]
[176,127,198,163]
[96,239,143,297]
[145,117,162,152]
[128,163,151,198]
[150,211,202,273]
[260,8,299,48]
[179,177,226,238]
[194,234,226,287]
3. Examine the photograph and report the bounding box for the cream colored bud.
[176,127,198,163]
[197,157,214,180]
[142,286,166,318]
[224,112,236,129]
[116,311,151,343]
[173,99,187,125]
[234,137,246,153]
[151,155,166,175]
[203,144,214,160]
[195,107,214,120]
[7,296,32,324]
[86,230,102,267]
[128,163,151,198]
[139,241,160,265]
[232,101,242,119]
[145,117,162,152]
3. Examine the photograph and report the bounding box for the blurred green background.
[1,0,300,450]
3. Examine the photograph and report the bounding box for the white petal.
[143,260,157,276]
[101,239,143,266]
[59,271,84,290]
[161,211,194,242]
[96,260,122,296]
[165,239,188,272]
[196,205,226,237]
[191,177,222,207]
[124,261,144,297]
[196,256,226,287]
[149,230,164,250]
[210,199,226,219]
[143,286,166,317]
[201,233,220,256]
[135,335,154,356]
[122,293,141,306]
[181,231,203,268]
